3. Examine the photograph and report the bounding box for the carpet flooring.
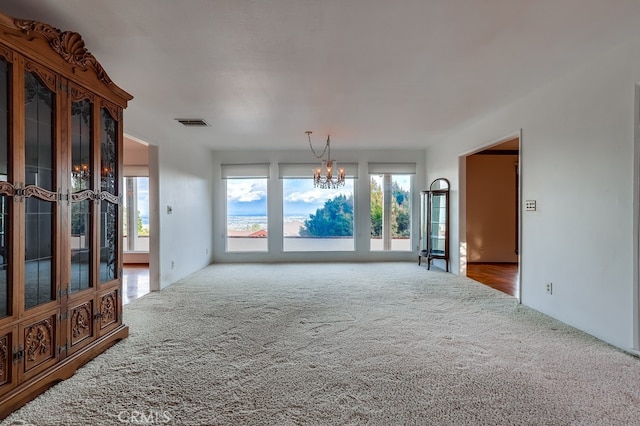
[3,262,640,425]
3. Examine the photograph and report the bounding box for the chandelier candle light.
[306,130,345,189]
[72,161,90,182]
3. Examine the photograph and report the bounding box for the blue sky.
[134,175,411,220]
[226,179,269,215]
[227,178,355,216]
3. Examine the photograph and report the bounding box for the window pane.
[226,178,268,252]
[370,175,383,250]
[123,177,149,253]
[283,178,354,252]
[391,174,412,251]
[370,174,412,251]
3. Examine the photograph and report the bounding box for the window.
[123,176,149,253]
[223,164,270,252]
[369,163,415,251]
[280,163,356,252]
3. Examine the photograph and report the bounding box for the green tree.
[370,178,382,237]
[137,210,149,237]
[392,181,410,238]
[300,195,354,237]
[370,177,410,238]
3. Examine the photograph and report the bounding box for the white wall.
[212,149,426,263]
[426,37,640,351]
[148,140,214,289]
[466,154,518,263]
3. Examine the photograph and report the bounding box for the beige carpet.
[3,262,640,425]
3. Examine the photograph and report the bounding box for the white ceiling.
[1,0,640,151]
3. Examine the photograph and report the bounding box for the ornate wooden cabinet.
[0,12,132,418]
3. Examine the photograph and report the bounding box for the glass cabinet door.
[24,70,56,309]
[70,98,93,294]
[419,190,428,257]
[420,178,450,271]
[0,58,9,318]
[99,107,118,284]
[429,193,447,256]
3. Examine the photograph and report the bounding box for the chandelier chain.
[306,131,330,160]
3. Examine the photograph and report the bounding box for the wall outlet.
[546,282,553,295]
[525,200,537,211]
[171,260,175,269]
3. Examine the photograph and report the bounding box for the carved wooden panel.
[24,60,57,93]
[69,82,95,102]
[70,189,95,202]
[99,291,118,330]
[98,191,119,205]
[23,315,55,373]
[24,185,58,202]
[0,333,8,387]
[14,19,114,86]
[0,181,16,197]
[0,43,12,62]
[70,301,93,346]
[101,100,119,122]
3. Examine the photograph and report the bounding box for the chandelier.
[306,131,345,189]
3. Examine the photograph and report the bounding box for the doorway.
[462,134,521,300]
[122,135,159,298]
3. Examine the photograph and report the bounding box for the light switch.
[167,205,173,215]
[525,200,536,211]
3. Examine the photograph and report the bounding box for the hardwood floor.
[466,263,519,298]
[123,264,150,305]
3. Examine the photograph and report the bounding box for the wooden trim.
[471,150,519,156]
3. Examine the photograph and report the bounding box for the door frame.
[633,84,640,352]
[458,129,522,303]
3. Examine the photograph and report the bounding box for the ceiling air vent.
[175,118,210,127]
